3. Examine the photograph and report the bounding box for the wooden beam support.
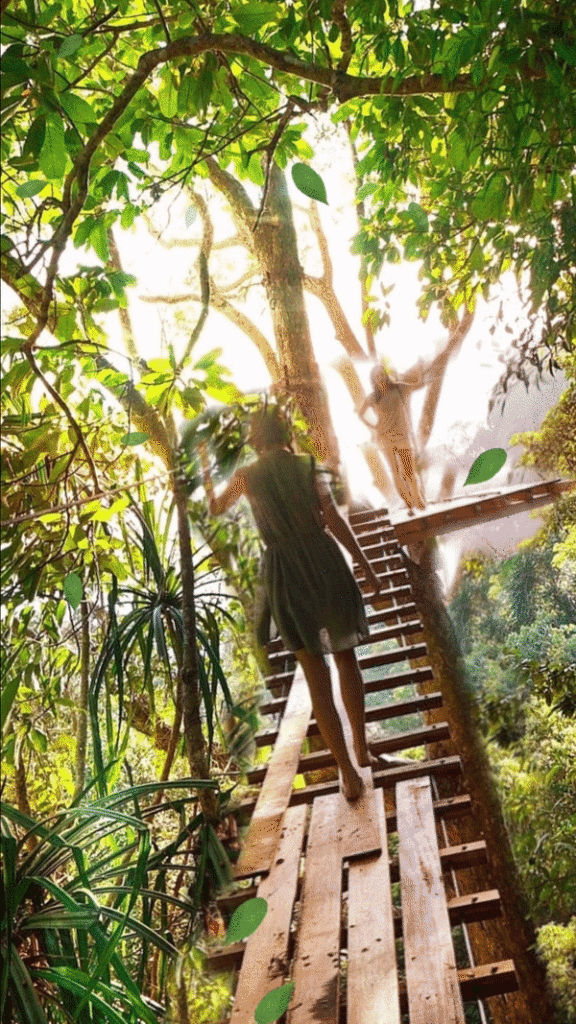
[247,722,450,784]
[255,691,443,747]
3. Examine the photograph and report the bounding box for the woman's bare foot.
[355,747,414,770]
[341,769,364,802]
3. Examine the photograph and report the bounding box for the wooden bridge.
[207,480,572,1023]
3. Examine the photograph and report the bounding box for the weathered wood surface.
[347,787,401,1024]
[230,804,307,1023]
[397,776,466,1024]
[287,794,343,1024]
[329,654,381,859]
[391,477,574,544]
[256,690,444,746]
[234,666,310,879]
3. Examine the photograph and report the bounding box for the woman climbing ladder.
[201,405,383,802]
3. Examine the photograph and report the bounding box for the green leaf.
[58,34,83,59]
[29,728,48,753]
[225,897,268,944]
[64,572,83,610]
[464,448,507,485]
[23,116,46,159]
[407,201,429,232]
[291,163,328,204]
[158,70,178,118]
[1,676,20,731]
[59,91,96,124]
[90,220,109,262]
[15,179,48,199]
[229,1,278,34]
[185,205,197,228]
[39,113,67,181]
[254,982,295,1024]
[120,432,150,446]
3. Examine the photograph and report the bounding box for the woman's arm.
[200,447,247,515]
[206,472,247,515]
[316,480,381,594]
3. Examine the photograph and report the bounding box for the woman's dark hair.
[249,406,292,451]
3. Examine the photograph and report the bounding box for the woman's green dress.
[244,449,370,657]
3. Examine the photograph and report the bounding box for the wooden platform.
[390,477,573,545]
[207,504,526,1023]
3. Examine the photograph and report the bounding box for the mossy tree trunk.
[403,542,555,1024]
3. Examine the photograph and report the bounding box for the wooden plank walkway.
[229,804,307,1023]
[234,667,311,879]
[207,501,526,1022]
[347,788,401,1024]
[397,777,466,1023]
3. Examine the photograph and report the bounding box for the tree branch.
[416,306,475,450]
[304,273,367,359]
[347,123,376,357]
[331,1,354,72]
[106,227,140,363]
[175,191,212,374]
[140,287,279,378]
[25,349,100,492]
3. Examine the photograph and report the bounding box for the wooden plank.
[248,722,450,783]
[289,754,461,804]
[359,641,427,671]
[209,885,500,974]
[397,777,466,1024]
[347,788,401,1024]
[288,794,343,1024]
[230,804,307,1023]
[219,839,487,915]
[260,665,434,716]
[235,779,471,826]
[234,667,311,879]
[256,691,443,747]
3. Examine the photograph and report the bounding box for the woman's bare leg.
[296,648,363,801]
[333,649,373,768]
[334,649,413,770]
[380,439,413,507]
[395,447,426,509]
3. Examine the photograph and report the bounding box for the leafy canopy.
[2,0,575,356]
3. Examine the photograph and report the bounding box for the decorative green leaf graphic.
[185,205,197,228]
[225,897,268,944]
[464,448,507,485]
[291,163,328,204]
[254,982,295,1024]
[121,432,150,446]
[64,573,83,610]
[58,34,83,59]
[16,180,48,199]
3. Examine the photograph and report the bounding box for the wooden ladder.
[208,507,519,1022]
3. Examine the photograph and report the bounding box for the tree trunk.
[402,543,555,1024]
[205,159,341,472]
[254,165,340,469]
[73,599,90,801]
